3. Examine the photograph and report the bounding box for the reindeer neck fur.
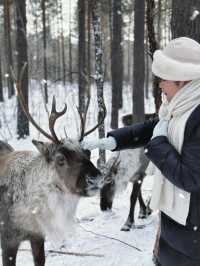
[0,149,79,240]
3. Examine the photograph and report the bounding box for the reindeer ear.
[32,139,49,158]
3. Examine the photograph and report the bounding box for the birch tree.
[92,0,106,167]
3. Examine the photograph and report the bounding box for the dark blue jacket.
[108,104,200,261]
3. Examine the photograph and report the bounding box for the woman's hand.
[81,136,117,151]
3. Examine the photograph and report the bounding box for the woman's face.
[159,80,189,102]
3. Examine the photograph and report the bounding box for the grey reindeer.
[100,113,157,231]
[0,94,105,266]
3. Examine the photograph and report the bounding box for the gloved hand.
[81,136,117,151]
[152,119,169,139]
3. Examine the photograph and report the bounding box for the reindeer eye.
[56,154,66,166]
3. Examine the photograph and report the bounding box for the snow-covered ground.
[0,181,158,266]
[0,81,157,265]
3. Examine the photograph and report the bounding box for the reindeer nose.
[85,170,103,196]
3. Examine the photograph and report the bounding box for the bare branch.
[79,224,142,252]
[18,248,104,258]
[80,99,107,140]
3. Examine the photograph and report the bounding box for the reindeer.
[100,113,157,231]
[0,85,106,265]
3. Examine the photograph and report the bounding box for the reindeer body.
[100,113,156,231]
[100,148,152,232]
[0,140,102,266]
[1,78,106,265]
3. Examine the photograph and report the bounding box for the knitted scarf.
[150,79,200,225]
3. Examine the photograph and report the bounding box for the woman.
[82,37,200,266]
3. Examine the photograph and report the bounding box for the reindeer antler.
[11,63,67,144]
[49,96,67,143]
[78,99,107,141]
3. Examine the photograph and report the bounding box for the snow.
[1,182,157,266]
[0,81,157,265]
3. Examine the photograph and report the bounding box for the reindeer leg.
[138,189,146,218]
[100,180,115,211]
[121,177,143,231]
[1,232,20,266]
[30,236,45,266]
[138,188,152,219]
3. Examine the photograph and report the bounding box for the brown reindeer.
[0,81,106,265]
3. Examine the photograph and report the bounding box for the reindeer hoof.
[138,212,149,219]
[100,200,113,211]
[100,206,112,211]
[121,220,134,231]
[121,222,145,231]
[138,207,152,219]
[138,212,145,219]
[134,224,145,229]
[121,224,131,231]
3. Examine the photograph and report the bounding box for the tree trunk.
[92,0,106,167]
[15,0,29,138]
[68,0,73,83]
[127,13,132,85]
[78,0,86,113]
[59,0,66,85]
[3,0,14,98]
[56,0,62,82]
[55,0,61,82]
[86,0,91,96]
[58,0,66,86]
[132,0,145,123]
[157,0,162,45]
[145,31,149,99]
[33,4,40,79]
[41,0,48,103]
[0,53,4,102]
[110,0,123,129]
[146,0,161,113]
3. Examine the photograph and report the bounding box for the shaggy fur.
[0,139,102,266]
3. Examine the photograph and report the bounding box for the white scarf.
[150,79,200,225]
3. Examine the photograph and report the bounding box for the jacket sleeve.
[145,134,200,192]
[107,118,158,151]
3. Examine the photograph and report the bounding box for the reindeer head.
[32,139,102,197]
[16,78,105,197]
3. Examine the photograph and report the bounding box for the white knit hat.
[152,37,200,81]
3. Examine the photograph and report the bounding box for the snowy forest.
[0,0,200,265]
